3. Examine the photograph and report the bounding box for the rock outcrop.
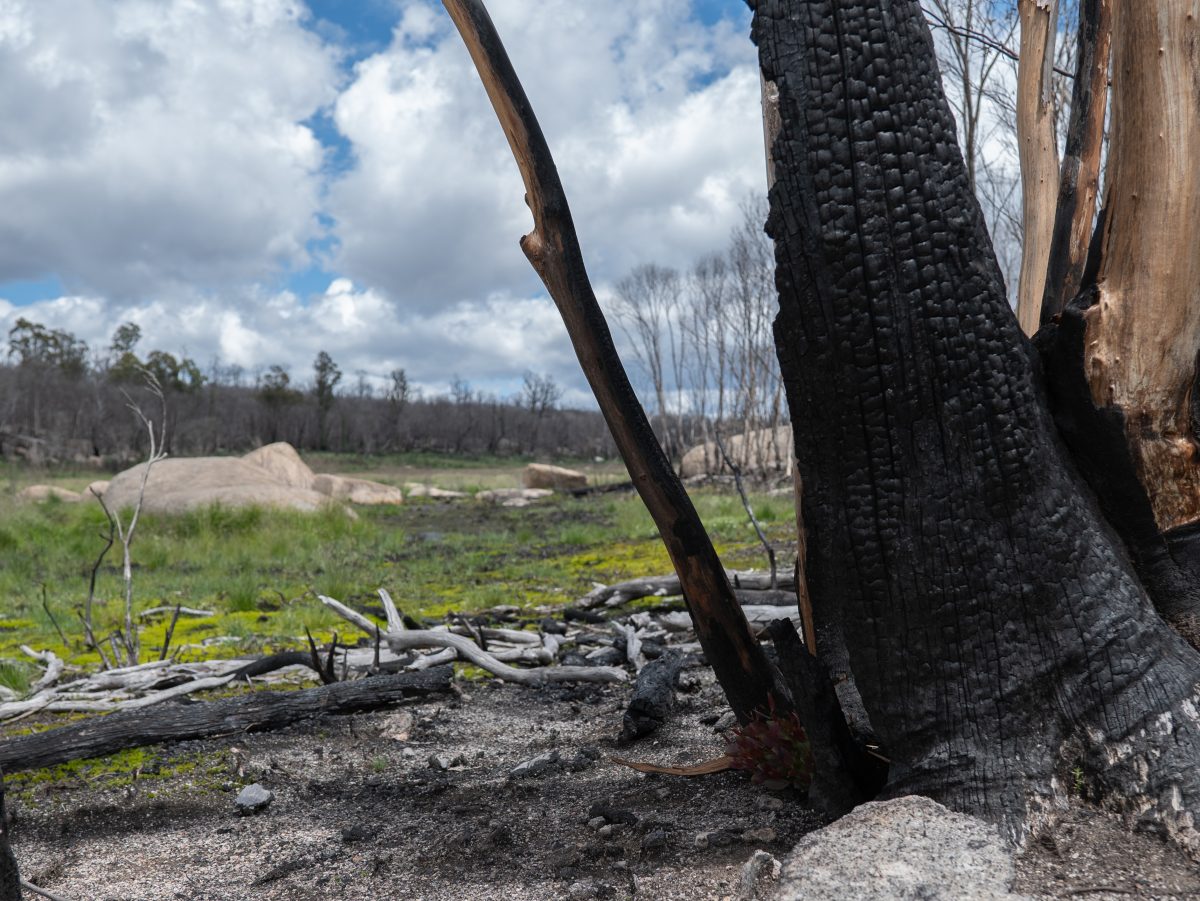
[679,426,794,479]
[312,474,404,506]
[16,485,83,503]
[98,443,403,514]
[522,463,588,491]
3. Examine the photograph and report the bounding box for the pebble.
[712,711,738,732]
[743,827,778,844]
[587,803,638,826]
[588,816,607,831]
[598,824,626,839]
[509,750,561,778]
[428,754,452,771]
[695,829,737,849]
[756,796,785,811]
[234,783,274,816]
[641,829,668,852]
[341,824,372,844]
[568,881,597,900]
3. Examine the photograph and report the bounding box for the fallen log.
[618,650,684,745]
[0,666,453,773]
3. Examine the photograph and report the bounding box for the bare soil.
[9,670,1200,900]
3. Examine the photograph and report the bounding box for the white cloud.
[0,0,765,402]
[328,0,764,313]
[0,0,340,299]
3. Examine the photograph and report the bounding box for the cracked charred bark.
[751,0,1200,851]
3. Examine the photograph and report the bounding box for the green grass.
[0,458,795,672]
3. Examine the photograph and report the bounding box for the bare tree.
[612,263,687,460]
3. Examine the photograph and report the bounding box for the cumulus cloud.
[0,0,340,300]
[328,0,764,313]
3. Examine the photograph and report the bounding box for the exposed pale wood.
[138,606,214,619]
[1040,0,1112,324]
[439,0,786,723]
[579,570,797,609]
[0,674,236,720]
[0,667,453,773]
[20,646,62,697]
[1015,0,1060,335]
[377,589,405,633]
[319,595,626,685]
[1086,1,1200,531]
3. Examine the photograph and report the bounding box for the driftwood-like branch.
[579,571,798,609]
[319,596,626,685]
[439,0,785,724]
[139,606,214,619]
[20,646,63,697]
[0,667,453,773]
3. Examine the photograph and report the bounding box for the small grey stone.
[737,850,780,901]
[234,783,274,816]
[696,829,736,849]
[568,881,597,900]
[743,827,777,844]
[598,823,626,839]
[428,754,452,771]
[712,711,738,732]
[588,816,607,831]
[756,795,785,811]
[641,829,668,852]
[341,824,372,844]
[509,750,561,778]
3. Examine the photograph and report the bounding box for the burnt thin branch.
[714,430,778,588]
[440,0,787,722]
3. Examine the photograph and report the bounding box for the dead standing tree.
[439,0,788,724]
[753,0,1200,852]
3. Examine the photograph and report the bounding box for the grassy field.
[0,453,796,690]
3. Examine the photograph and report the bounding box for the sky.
[0,0,765,406]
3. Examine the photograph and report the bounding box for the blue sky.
[0,0,762,403]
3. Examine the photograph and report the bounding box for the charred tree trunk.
[751,0,1200,851]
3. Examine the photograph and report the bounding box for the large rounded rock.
[101,458,331,514]
[241,442,316,489]
[312,474,404,505]
[776,796,1027,900]
[522,463,588,491]
[17,485,83,503]
[679,426,794,479]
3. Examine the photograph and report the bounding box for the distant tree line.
[0,318,620,465]
[2,198,787,471]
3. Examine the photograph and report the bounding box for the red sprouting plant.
[725,705,812,790]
